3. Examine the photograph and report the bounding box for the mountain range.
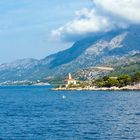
[0,26,140,82]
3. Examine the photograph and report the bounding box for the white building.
[65,73,76,87]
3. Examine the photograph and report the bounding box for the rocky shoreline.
[53,84,140,91]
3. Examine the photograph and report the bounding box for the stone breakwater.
[53,84,140,91]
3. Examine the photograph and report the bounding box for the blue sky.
[0,0,140,63]
[0,0,92,63]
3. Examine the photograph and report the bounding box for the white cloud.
[94,0,140,24]
[52,0,140,42]
[52,8,112,41]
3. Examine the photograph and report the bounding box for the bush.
[105,78,119,87]
[117,74,131,87]
[131,72,140,84]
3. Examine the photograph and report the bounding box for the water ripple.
[0,86,139,139]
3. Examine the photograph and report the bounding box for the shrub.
[105,78,119,87]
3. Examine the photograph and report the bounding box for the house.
[65,73,76,87]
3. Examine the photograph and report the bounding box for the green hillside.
[110,62,140,76]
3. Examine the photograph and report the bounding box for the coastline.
[53,84,140,91]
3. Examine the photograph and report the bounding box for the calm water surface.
[0,86,140,140]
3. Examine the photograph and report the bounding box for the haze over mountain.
[0,25,140,82]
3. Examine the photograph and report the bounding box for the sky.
[0,0,92,63]
[0,0,140,63]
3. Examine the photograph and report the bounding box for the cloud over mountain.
[52,0,140,42]
[52,8,112,41]
[94,0,140,24]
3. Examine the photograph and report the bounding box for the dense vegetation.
[57,72,140,89]
[110,62,140,76]
[94,72,140,88]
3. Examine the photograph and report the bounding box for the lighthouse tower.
[65,73,77,87]
[68,73,72,80]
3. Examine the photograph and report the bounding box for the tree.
[94,78,105,87]
[131,72,140,84]
[118,74,131,87]
[103,76,109,81]
[105,78,119,87]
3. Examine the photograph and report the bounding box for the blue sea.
[0,86,140,140]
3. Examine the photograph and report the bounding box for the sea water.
[0,86,140,140]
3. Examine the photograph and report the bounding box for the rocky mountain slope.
[74,67,114,81]
[0,26,140,82]
[74,53,140,80]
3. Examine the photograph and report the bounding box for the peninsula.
[53,72,140,91]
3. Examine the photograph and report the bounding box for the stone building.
[65,73,76,87]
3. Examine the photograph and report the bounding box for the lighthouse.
[65,73,77,87]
